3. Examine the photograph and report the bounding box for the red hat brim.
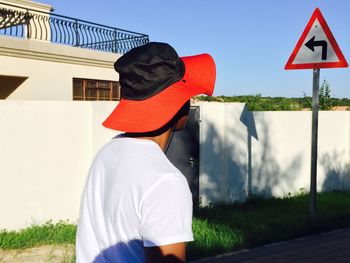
[102,53,216,133]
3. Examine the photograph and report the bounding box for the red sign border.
[285,8,348,70]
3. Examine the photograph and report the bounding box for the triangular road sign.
[285,8,348,70]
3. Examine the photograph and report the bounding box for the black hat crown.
[114,42,185,101]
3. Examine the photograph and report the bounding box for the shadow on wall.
[201,105,303,205]
[240,104,258,197]
[249,112,302,197]
[321,150,350,191]
[201,120,247,204]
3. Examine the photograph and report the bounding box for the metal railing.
[0,2,149,54]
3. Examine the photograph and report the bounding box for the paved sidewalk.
[192,228,350,262]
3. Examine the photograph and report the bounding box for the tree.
[319,79,333,110]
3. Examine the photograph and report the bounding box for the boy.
[76,42,216,262]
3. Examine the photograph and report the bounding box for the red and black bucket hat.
[103,42,216,133]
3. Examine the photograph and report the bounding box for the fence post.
[114,29,118,53]
[25,9,30,39]
[74,19,79,46]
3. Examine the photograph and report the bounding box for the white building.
[0,0,149,101]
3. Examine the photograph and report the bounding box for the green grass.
[1,191,350,261]
[189,191,350,260]
[188,218,245,260]
[0,220,76,249]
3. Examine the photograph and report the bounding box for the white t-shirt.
[76,135,194,263]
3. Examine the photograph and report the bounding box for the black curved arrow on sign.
[305,36,328,60]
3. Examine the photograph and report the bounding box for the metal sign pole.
[310,68,320,222]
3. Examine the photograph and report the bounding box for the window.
[73,78,120,101]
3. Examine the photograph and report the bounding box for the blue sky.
[44,0,350,98]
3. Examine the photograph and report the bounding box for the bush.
[196,91,349,111]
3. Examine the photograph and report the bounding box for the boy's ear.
[174,115,189,131]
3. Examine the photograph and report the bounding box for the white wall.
[318,111,350,191]
[0,0,52,12]
[0,101,118,230]
[199,103,248,205]
[0,101,349,229]
[199,102,350,206]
